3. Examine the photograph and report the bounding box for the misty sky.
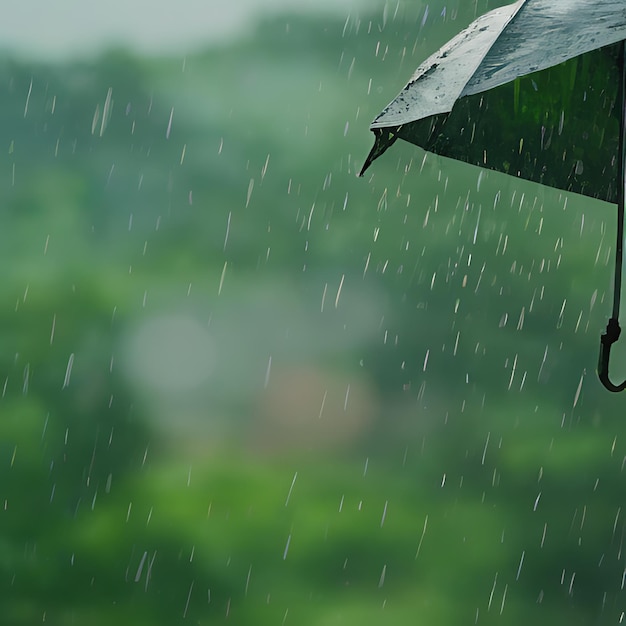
[1,0,376,59]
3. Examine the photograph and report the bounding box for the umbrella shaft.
[613,40,626,321]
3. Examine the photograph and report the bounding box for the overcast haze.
[1,0,377,59]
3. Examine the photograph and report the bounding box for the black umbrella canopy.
[361,0,626,199]
[360,0,626,390]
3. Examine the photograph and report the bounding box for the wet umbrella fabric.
[360,0,626,392]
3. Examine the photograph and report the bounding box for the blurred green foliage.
[0,2,625,625]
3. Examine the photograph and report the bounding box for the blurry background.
[1,1,625,624]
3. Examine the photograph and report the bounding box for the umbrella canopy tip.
[358,155,373,177]
[359,126,401,177]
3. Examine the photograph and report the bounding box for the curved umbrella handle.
[600,42,626,393]
[598,318,626,392]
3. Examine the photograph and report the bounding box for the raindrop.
[556,299,566,328]
[283,534,291,560]
[218,261,227,295]
[261,153,270,179]
[334,274,345,308]
[100,88,113,136]
[572,370,585,408]
[134,551,148,582]
[62,353,74,389]
[183,581,194,618]
[488,573,498,611]
[285,472,298,507]
[245,565,252,597]
[318,390,328,419]
[307,202,316,230]
[500,584,508,614]
[341,13,350,37]
[516,551,525,580]
[166,107,174,139]
[507,354,517,390]
[223,211,231,251]
[568,573,576,596]
[481,432,490,465]
[516,307,525,330]
[415,515,428,559]
[246,178,254,207]
[380,501,388,527]
[378,564,387,587]
[23,78,33,117]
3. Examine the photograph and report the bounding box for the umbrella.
[359,0,626,392]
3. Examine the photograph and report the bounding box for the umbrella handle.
[598,318,626,392]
